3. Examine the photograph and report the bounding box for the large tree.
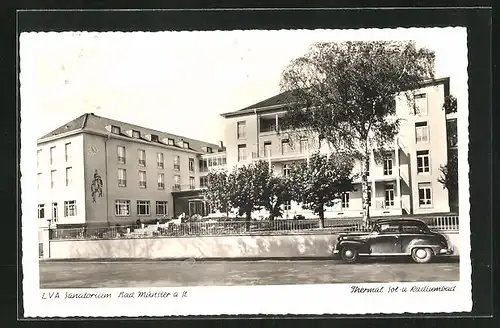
[228,161,268,230]
[279,41,435,226]
[261,174,294,220]
[288,152,355,228]
[203,169,231,216]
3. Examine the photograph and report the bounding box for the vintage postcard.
[20,27,471,317]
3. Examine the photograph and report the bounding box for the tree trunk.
[318,204,325,229]
[245,212,251,232]
[361,153,371,228]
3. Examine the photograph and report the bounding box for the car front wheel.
[411,247,433,264]
[340,247,358,263]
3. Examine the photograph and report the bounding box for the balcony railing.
[171,184,204,192]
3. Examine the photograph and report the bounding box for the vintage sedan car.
[332,219,453,264]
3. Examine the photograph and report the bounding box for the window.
[200,176,209,188]
[137,200,150,216]
[168,138,175,146]
[111,125,121,134]
[282,139,291,154]
[157,173,165,190]
[383,158,393,175]
[138,149,146,166]
[199,159,208,172]
[115,200,130,216]
[157,152,164,169]
[156,201,168,216]
[65,143,71,162]
[342,192,350,208]
[237,121,246,139]
[37,149,42,168]
[38,204,45,219]
[37,173,42,190]
[117,146,126,164]
[417,150,430,173]
[189,158,195,172]
[150,134,159,142]
[51,202,58,220]
[260,117,276,133]
[173,155,180,170]
[283,200,291,211]
[50,170,56,189]
[118,168,127,187]
[65,167,72,186]
[183,141,190,149]
[264,142,272,158]
[64,200,77,217]
[189,176,195,190]
[173,175,181,191]
[414,93,428,115]
[299,138,308,154]
[415,121,429,144]
[49,147,56,165]
[447,119,458,148]
[207,147,213,153]
[238,144,247,162]
[283,164,291,177]
[377,223,400,234]
[139,170,147,188]
[418,183,432,207]
[384,185,395,207]
[132,130,141,138]
[401,224,426,234]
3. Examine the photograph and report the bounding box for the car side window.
[401,224,425,233]
[379,224,400,234]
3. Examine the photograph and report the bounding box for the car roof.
[375,219,426,225]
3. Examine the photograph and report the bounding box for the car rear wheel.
[411,247,433,264]
[340,247,358,263]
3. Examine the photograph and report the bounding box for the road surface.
[39,257,459,288]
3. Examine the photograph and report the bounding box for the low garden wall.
[46,231,460,260]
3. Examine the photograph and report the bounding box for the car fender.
[406,238,442,255]
[337,240,370,254]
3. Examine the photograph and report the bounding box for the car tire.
[411,247,433,264]
[340,247,358,263]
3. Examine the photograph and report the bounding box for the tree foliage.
[279,41,435,225]
[203,170,231,214]
[261,174,293,220]
[438,151,458,192]
[443,94,458,114]
[288,152,355,228]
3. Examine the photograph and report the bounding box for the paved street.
[39,257,459,288]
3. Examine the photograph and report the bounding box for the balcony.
[251,151,308,163]
[171,184,206,193]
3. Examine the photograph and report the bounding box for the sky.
[20,27,468,144]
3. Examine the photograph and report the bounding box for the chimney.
[219,141,224,148]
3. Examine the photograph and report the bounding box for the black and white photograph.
[20,26,471,316]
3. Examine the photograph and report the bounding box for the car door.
[399,222,428,254]
[368,222,403,254]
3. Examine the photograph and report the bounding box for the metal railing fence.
[48,215,459,241]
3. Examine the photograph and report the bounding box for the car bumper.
[332,249,341,259]
[438,248,454,255]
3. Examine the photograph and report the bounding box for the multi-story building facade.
[37,77,457,229]
[36,113,223,229]
[220,77,457,218]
